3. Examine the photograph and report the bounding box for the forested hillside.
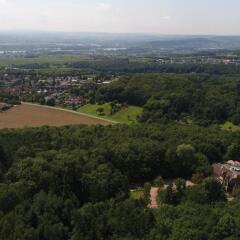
[70,60,240,74]
[0,124,240,239]
[96,73,240,125]
[1,69,240,239]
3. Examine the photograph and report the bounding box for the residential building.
[213,160,240,192]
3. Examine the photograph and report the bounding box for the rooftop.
[223,160,240,176]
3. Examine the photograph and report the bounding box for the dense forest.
[96,73,240,125]
[6,57,240,75]
[69,60,240,75]
[0,123,240,239]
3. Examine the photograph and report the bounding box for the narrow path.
[148,181,195,209]
[22,102,119,124]
[149,187,159,209]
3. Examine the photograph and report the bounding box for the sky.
[0,0,239,35]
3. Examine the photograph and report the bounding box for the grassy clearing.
[220,122,240,132]
[0,55,91,67]
[130,189,144,200]
[38,67,79,74]
[78,103,142,125]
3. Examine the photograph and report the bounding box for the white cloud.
[40,11,51,17]
[96,3,112,12]
[161,15,171,20]
[0,0,7,5]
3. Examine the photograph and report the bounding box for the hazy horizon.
[1,30,240,37]
[0,0,239,35]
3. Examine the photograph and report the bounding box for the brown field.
[0,103,111,129]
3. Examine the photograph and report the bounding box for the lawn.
[130,189,144,200]
[38,67,79,74]
[78,103,142,125]
[0,55,91,67]
[220,122,240,132]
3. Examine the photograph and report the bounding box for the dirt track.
[149,187,159,209]
[0,103,110,129]
[148,181,195,209]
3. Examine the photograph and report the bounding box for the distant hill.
[0,31,240,53]
[147,38,219,50]
[144,37,240,51]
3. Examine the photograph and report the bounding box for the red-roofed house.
[213,160,240,192]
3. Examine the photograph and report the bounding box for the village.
[0,71,115,109]
[156,54,240,65]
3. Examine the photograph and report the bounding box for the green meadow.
[78,103,143,125]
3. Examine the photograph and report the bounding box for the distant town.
[0,69,116,110]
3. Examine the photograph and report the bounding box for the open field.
[0,55,91,67]
[37,67,80,74]
[78,103,142,125]
[130,189,144,200]
[0,103,111,129]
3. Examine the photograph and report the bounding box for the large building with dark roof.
[213,160,240,192]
